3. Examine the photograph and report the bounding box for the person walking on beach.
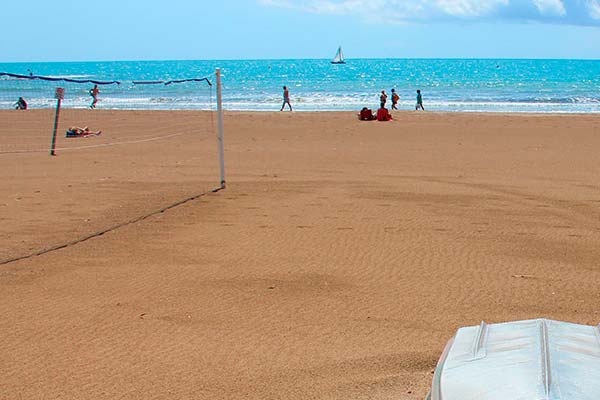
[280,86,292,111]
[391,89,399,110]
[416,89,424,111]
[380,90,388,109]
[89,84,99,109]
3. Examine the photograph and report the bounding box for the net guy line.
[0,185,225,267]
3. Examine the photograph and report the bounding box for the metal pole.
[50,88,64,156]
[216,68,226,188]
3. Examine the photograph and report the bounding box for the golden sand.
[1,110,599,399]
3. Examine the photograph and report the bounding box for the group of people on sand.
[279,85,425,116]
[358,89,425,121]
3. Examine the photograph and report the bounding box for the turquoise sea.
[1,59,600,113]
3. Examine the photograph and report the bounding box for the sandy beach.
[1,110,600,399]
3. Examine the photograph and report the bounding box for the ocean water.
[1,59,600,113]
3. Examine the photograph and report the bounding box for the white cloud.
[532,0,566,16]
[258,0,294,8]
[587,0,600,19]
[305,0,385,15]
[259,0,600,25]
[266,0,510,18]
[433,0,509,18]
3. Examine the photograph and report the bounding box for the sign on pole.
[50,88,64,156]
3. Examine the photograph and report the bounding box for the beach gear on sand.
[425,318,600,400]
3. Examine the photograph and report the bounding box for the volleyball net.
[0,69,226,264]
[0,70,225,185]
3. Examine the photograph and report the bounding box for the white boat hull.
[427,318,600,400]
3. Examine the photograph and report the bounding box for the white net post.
[216,68,226,189]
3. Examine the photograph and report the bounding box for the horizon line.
[1,56,600,64]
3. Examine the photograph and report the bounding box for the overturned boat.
[426,318,600,400]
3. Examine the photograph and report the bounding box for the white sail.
[331,46,345,64]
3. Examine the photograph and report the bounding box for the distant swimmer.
[89,84,99,109]
[280,85,292,111]
[415,89,424,111]
[391,89,399,110]
[380,90,388,109]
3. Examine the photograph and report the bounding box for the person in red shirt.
[359,107,376,120]
[376,107,393,121]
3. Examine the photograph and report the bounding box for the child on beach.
[89,85,99,109]
[280,86,292,111]
[391,89,399,110]
[14,97,27,110]
[416,90,424,111]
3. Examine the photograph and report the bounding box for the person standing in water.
[89,84,99,109]
[380,90,388,109]
[415,89,424,111]
[280,86,292,111]
[391,89,399,110]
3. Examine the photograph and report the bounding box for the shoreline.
[3,58,600,115]
[222,109,600,116]
[2,109,600,117]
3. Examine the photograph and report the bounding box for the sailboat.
[331,46,345,64]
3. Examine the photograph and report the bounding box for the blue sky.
[1,0,600,62]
